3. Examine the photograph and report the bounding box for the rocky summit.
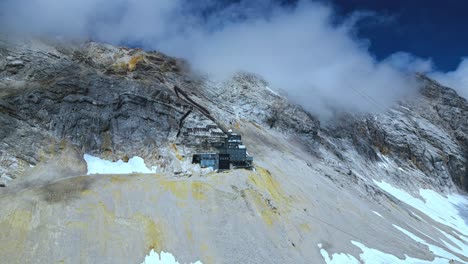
[0,38,467,264]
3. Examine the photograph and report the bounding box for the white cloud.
[381,52,468,100]
[0,0,429,118]
[384,52,433,73]
[159,1,421,118]
[430,58,468,99]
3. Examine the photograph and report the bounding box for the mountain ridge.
[0,38,467,264]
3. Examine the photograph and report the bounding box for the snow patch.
[179,159,214,176]
[454,230,468,243]
[410,211,426,222]
[351,240,448,264]
[377,154,391,169]
[400,106,411,111]
[373,180,468,237]
[318,240,452,264]
[141,249,202,264]
[432,226,468,257]
[372,211,383,218]
[317,244,359,264]
[392,225,465,262]
[84,154,157,175]
[265,86,280,97]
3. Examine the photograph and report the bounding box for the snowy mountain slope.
[0,38,466,263]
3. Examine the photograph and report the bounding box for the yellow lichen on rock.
[299,223,312,232]
[191,182,208,200]
[81,189,98,197]
[110,175,134,183]
[160,180,190,200]
[199,243,216,264]
[128,55,145,72]
[66,221,89,230]
[133,213,164,252]
[113,61,128,74]
[246,166,296,226]
[171,143,184,161]
[184,221,193,242]
[80,201,165,253]
[249,166,290,205]
[244,188,277,226]
[112,188,122,202]
[0,209,33,256]
[159,179,210,201]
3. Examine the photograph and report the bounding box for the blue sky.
[326,0,467,72]
[209,0,466,72]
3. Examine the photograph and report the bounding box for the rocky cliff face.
[0,38,322,184]
[0,39,191,182]
[0,38,467,264]
[323,75,467,192]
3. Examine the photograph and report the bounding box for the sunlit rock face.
[0,38,466,264]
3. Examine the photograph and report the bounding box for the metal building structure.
[192,130,253,170]
[218,154,230,170]
[218,132,253,168]
[192,153,219,170]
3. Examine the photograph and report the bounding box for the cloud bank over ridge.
[1,0,465,118]
[430,58,468,99]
